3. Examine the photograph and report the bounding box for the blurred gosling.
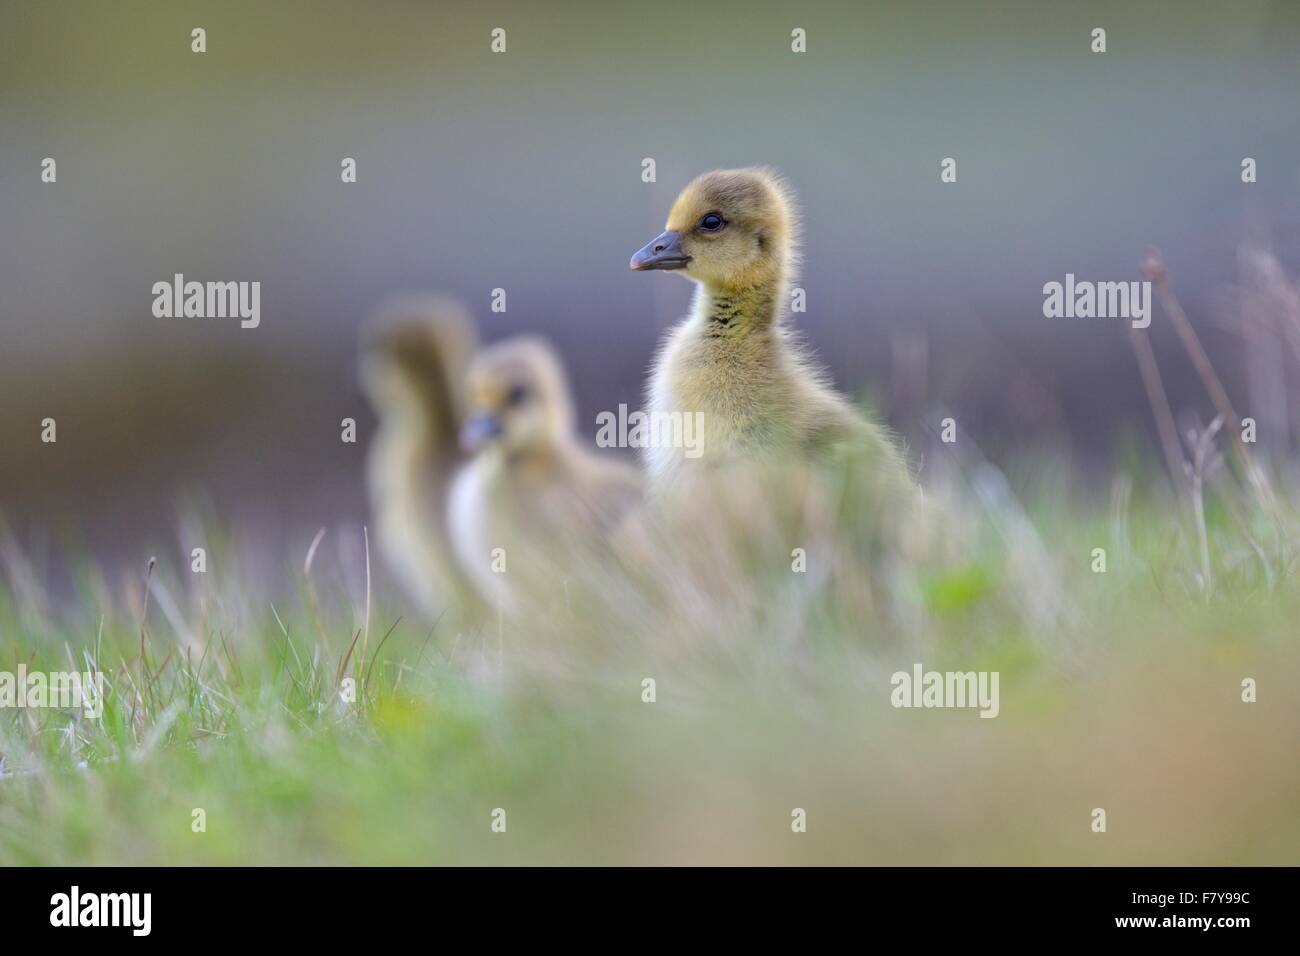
[361,295,476,618]
[630,167,910,498]
[361,296,641,619]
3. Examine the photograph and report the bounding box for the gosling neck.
[482,435,568,476]
[692,271,785,339]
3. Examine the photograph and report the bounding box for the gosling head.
[630,167,798,290]
[460,336,576,457]
[360,294,475,426]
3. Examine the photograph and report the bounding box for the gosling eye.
[698,213,725,232]
[505,383,530,407]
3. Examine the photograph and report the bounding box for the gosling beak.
[630,231,690,271]
[460,412,504,452]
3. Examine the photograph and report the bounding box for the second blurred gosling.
[362,298,641,618]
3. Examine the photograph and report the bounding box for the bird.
[360,295,642,621]
[360,295,475,618]
[629,167,911,500]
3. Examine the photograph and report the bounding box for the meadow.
[4,243,1299,867]
[1,424,1296,866]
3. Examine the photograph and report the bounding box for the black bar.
[0,867,1278,941]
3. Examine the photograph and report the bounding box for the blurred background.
[2,0,1299,568]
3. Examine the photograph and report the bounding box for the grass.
[1,447,1297,866]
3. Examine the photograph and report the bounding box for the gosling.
[629,167,909,496]
[361,296,641,619]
